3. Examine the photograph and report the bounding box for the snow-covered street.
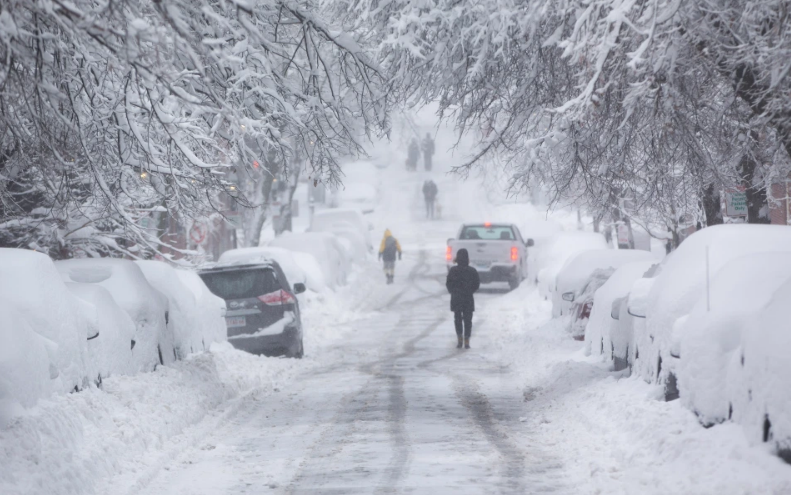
[9,159,778,495]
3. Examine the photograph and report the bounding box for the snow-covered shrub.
[554,249,655,318]
[0,302,58,427]
[584,261,657,369]
[678,254,791,428]
[638,224,791,400]
[535,232,608,299]
[64,282,137,379]
[174,269,228,350]
[0,249,91,393]
[55,259,174,372]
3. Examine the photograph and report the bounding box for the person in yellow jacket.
[378,229,402,284]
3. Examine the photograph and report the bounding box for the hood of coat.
[455,248,470,266]
[383,229,392,238]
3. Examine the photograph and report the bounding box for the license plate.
[226,316,246,328]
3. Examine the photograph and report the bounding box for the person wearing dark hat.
[445,248,480,349]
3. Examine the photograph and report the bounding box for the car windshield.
[460,225,515,240]
[200,268,279,300]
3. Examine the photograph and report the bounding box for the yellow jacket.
[379,229,402,254]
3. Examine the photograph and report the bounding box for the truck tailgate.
[451,240,513,268]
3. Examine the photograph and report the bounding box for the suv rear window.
[460,225,515,241]
[200,268,279,300]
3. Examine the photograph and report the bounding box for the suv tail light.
[446,246,452,261]
[258,290,296,306]
[510,246,518,261]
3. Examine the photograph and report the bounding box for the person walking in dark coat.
[421,133,435,171]
[422,180,438,219]
[445,248,480,349]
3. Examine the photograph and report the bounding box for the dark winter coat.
[446,248,480,312]
[422,180,438,201]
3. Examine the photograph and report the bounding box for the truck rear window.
[460,225,516,241]
[200,268,279,300]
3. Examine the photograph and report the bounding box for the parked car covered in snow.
[536,231,608,299]
[631,224,791,402]
[567,268,616,341]
[553,249,655,319]
[0,249,92,394]
[55,258,175,372]
[311,208,373,251]
[218,246,326,293]
[678,253,791,434]
[268,231,349,288]
[584,261,657,369]
[199,260,306,358]
[135,260,227,359]
[64,282,136,380]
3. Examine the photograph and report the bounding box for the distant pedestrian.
[378,229,402,284]
[421,133,435,171]
[422,180,438,219]
[407,139,420,171]
[445,248,480,349]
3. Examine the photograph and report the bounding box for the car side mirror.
[293,283,307,294]
[610,297,623,320]
[562,292,575,302]
[526,238,535,247]
[87,331,100,341]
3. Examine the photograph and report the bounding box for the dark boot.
[456,335,463,349]
[464,338,470,349]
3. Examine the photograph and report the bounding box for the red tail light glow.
[446,246,453,262]
[510,246,518,261]
[258,290,296,305]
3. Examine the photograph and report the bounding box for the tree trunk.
[701,184,723,227]
[739,156,770,224]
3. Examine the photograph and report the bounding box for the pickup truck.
[446,223,534,289]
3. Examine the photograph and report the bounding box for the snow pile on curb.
[0,343,299,495]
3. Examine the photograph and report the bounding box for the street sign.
[724,187,748,217]
[189,222,207,244]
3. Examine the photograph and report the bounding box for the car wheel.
[508,276,520,290]
[289,338,304,359]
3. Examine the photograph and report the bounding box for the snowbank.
[0,343,300,495]
[55,259,174,372]
[0,249,91,394]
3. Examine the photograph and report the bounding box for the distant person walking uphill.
[421,133,435,171]
[446,248,480,349]
[378,229,402,284]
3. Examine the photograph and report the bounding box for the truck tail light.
[258,290,296,306]
[510,246,518,261]
[446,246,453,261]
